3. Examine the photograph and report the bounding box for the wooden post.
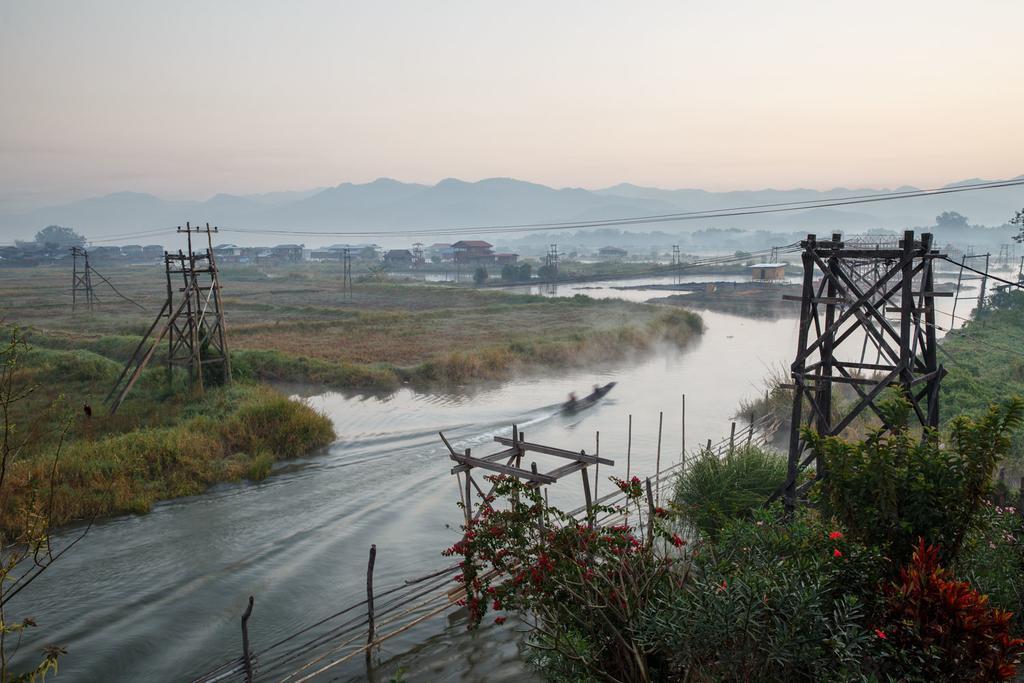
[594,431,600,502]
[366,545,377,665]
[680,394,686,460]
[464,448,473,523]
[655,412,663,504]
[513,423,522,468]
[644,477,655,546]
[729,422,736,455]
[241,596,254,683]
[626,414,633,482]
[581,458,594,529]
[706,438,712,453]
[533,462,546,542]
[747,412,754,446]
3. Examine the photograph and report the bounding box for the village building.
[384,249,414,267]
[451,240,494,263]
[142,245,164,260]
[749,262,787,282]
[494,252,519,265]
[598,246,628,260]
[270,244,304,262]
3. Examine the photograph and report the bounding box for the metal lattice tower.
[70,246,97,312]
[779,231,947,510]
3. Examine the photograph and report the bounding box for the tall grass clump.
[675,445,787,539]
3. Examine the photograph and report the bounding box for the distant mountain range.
[1,176,1021,247]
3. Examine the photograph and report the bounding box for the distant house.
[427,243,455,263]
[270,244,304,262]
[121,244,144,258]
[749,263,787,282]
[598,246,628,260]
[142,245,164,259]
[310,246,344,261]
[384,249,413,267]
[452,240,494,263]
[494,253,519,265]
[91,246,124,260]
[212,244,244,264]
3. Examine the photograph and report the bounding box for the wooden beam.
[451,447,519,474]
[448,452,557,484]
[493,437,614,466]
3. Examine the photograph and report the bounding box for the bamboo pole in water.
[655,411,663,505]
[594,431,600,502]
[241,596,254,683]
[681,394,686,461]
[366,545,377,666]
[626,414,633,482]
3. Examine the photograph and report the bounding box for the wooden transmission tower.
[70,246,97,312]
[778,231,947,510]
[106,223,230,414]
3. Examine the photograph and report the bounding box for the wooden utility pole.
[106,222,232,413]
[70,246,96,312]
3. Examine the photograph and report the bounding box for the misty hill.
[0,176,1020,247]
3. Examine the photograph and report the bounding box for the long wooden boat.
[562,381,617,414]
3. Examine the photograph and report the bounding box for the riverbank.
[940,289,1024,474]
[0,336,335,536]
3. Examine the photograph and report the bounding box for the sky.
[2,0,1023,209]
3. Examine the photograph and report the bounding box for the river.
[10,275,977,681]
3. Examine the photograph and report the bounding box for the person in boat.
[591,384,601,399]
[567,391,578,409]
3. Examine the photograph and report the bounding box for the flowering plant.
[443,472,689,680]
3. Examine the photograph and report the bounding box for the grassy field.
[0,263,704,389]
[0,332,335,536]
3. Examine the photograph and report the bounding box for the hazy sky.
[2,0,1023,208]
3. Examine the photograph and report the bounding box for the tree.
[473,266,488,285]
[34,225,85,249]
[935,211,969,231]
[517,263,532,281]
[1010,209,1024,244]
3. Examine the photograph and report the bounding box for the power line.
[942,256,1024,291]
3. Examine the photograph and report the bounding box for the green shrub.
[810,394,1024,564]
[674,445,787,539]
[638,508,890,682]
[956,502,1024,627]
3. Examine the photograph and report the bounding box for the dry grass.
[1,265,704,387]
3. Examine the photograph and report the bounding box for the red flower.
[492,599,502,611]
[829,531,843,540]
[670,533,685,548]
[718,580,728,592]
[874,628,887,640]
[494,616,506,625]
[833,548,843,558]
